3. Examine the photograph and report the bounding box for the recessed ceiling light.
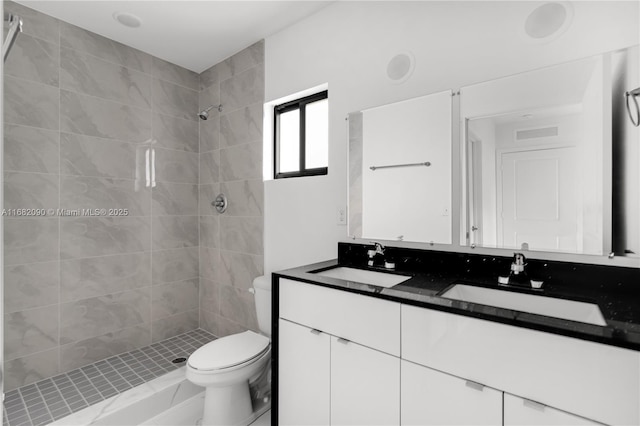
[522,2,573,43]
[113,12,142,28]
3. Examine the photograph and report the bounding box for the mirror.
[461,46,639,256]
[348,45,638,258]
[348,90,452,244]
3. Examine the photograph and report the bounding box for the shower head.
[198,104,223,120]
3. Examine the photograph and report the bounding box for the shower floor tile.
[2,329,215,426]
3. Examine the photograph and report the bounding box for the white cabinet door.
[401,360,502,425]
[331,336,400,425]
[278,319,330,426]
[504,394,601,426]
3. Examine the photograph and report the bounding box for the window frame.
[274,90,329,179]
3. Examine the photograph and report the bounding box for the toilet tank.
[253,276,272,337]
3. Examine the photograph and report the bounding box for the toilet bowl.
[186,276,272,426]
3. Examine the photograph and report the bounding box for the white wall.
[264,1,639,274]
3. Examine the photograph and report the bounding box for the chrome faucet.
[367,242,385,266]
[498,252,542,289]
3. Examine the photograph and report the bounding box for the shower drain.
[172,357,187,364]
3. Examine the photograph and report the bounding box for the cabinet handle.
[337,337,350,344]
[523,398,546,412]
[310,329,322,335]
[465,380,485,392]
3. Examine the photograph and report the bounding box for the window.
[274,90,328,179]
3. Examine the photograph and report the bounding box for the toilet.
[186,276,272,426]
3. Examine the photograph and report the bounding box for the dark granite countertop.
[274,248,640,352]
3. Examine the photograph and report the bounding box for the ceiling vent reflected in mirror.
[386,51,415,84]
[523,2,573,43]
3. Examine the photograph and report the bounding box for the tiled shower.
[3,0,265,403]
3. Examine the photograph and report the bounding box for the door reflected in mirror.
[464,55,607,255]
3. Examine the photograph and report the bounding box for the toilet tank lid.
[253,275,271,291]
[188,331,269,371]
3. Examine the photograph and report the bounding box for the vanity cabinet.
[278,319,330,425]
[401,360,502,425]
[276,277,639,426]
[401,304,640,425]
[278,278,401,425]
[503,394,600,426]
[331,335,400,425]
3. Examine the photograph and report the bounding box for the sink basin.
[313,267,411,288]
[440,284,607,326]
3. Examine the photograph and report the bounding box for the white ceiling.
[16,0,333,73]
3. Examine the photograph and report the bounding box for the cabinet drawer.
[279,278,400,356]
[401,304,640,426]
[401,360,502,425]
[504,394,601,425]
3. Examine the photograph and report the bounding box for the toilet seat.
[188,330,270,372]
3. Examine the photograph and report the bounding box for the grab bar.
[369,161,431,171]
[625,87,640,127]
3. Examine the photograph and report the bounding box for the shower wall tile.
[59,324,152,372]
[60,22,152,74]
[3,2,203,385]
[216,40,265,82]
[200,150,220,184]
[60,90,152,143]
[60,217,151,259]
[3,348,60,391]
[197,41,264,337]
[199,183,220,216]
[220,104,263,147]
[199,247,221,283]
[199,84,220,111]
[199,278,220,314]
[4,305,59,360]
[4,172,59,211]
[200,310,247,338]
[60,48,152,108]
[4,218,59,265]
[152,247,199,284]
[199,64,219,90]
[151,279,199,321]
[152,112,199,152]
[60,252,151,303]
[4,1,60,43]
[153,148,199,184]
[220,142,262,181]
[219,285,258,330]
[60,175,151,216]
[152,79,198,122]
[220,63,265,112]
[4,76,59,130]
[200,216,219,249]
[151,182,198,216]
[152,215,198,249]
[151,310,198,343]
[5,261,59,313]
[4,33,60,87]
[219,251,263,291]
[152,57,199,90]
[4,124,60,174]
[59,288,151,344]
[60,132,136,179]
[220,216,263,255]
[199,115,220,153]
[220,179,263,216]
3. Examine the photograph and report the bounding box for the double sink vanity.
[272,243,640,426]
